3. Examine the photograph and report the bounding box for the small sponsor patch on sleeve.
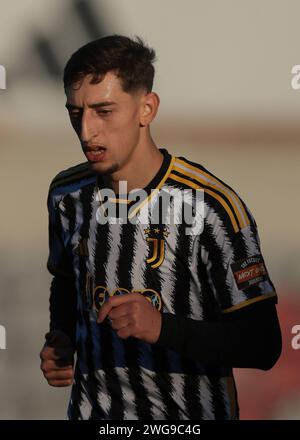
[231,255,268,290]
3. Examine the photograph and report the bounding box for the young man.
[40,35,281,420]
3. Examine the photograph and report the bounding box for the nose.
[80,110,97,143]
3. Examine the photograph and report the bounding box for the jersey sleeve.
[199,199,277,314]
[47,189,74,278]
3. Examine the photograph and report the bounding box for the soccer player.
[40,35,282,420]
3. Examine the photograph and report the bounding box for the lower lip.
[86,150,106,163]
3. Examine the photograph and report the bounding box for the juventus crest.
[143,226,169,268]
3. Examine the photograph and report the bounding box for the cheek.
[114,110,139,130]
[109,112,140,140]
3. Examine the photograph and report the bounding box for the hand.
[40,330,74,387]
[97,293,162,344]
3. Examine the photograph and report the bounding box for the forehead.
[65,72,127,104]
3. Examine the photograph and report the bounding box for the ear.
[139,92,160,127]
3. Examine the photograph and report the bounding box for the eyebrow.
[65,101,117,110]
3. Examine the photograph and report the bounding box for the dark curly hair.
[63,35,156,93]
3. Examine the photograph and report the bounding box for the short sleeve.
[200,203,277,314]
[47,190,74,278]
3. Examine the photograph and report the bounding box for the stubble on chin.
[89,162,119,176]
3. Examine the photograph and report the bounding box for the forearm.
[157,300,282,370]
[49,275,77,350]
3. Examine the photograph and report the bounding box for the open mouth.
[85,146,106,163]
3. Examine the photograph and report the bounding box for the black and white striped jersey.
[47,148,277,420]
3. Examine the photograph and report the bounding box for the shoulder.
[47,162,97,216]
[48,161,96,196]
[169,154,252,234]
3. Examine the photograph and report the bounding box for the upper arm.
[47,189,73,278]
[199,194,277,314]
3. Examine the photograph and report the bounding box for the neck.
[104,135,164,194]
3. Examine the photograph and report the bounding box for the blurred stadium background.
[0,0,299,419]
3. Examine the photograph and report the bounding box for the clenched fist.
[97,292,162,344]
[40,330,74,387]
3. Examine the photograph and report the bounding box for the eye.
[96,109,112,116]
[68,110,82,119]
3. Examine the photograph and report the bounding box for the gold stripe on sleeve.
[169,172,240,233]
[175,158,250,229]
[222,292,277,314]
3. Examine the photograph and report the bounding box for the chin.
[89,161,119,176]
